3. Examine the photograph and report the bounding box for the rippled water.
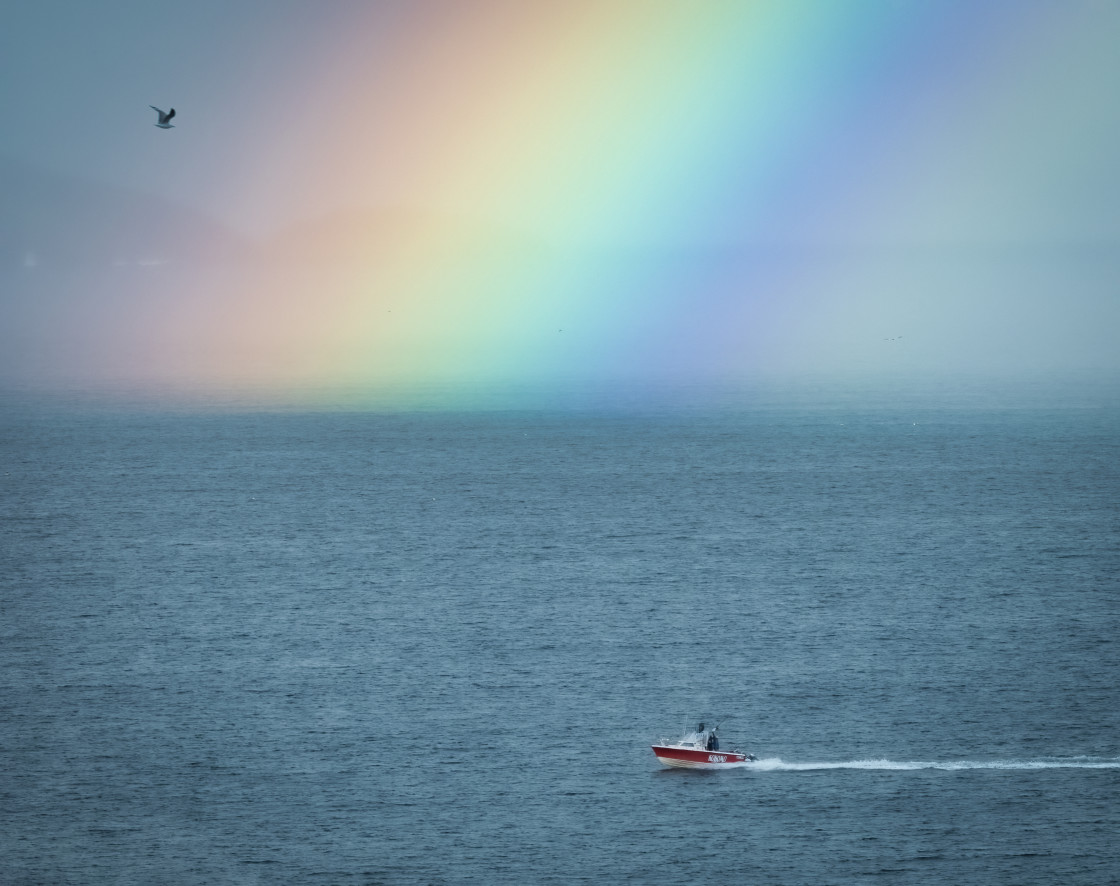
[2,399,1118,883]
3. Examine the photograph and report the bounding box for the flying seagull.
[150,105,176,128]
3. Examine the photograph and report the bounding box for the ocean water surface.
[2,394,1118,883]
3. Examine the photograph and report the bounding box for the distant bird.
[150,105,176,128]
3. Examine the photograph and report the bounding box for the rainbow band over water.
[20,1,1120,406]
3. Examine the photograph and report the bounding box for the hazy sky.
[2,0,1119,403]
[1,1,362,234]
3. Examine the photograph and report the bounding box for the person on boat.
[706,730,719,751]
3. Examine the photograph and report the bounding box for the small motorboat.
[652,723,757,769]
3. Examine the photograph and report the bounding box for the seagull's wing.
[150,105,165,116]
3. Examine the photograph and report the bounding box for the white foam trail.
[739,757,1120,771]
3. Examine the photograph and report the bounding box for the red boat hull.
[652,744,752,769]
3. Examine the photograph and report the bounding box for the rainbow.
[15,1,1118,406]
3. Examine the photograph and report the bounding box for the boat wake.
[737,757,1120,771]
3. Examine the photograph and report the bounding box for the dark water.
[2,400,1119,884]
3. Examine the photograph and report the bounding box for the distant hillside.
[257,208,549,266]
[0,156,251,269]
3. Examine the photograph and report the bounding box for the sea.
[2,385,1119,884]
